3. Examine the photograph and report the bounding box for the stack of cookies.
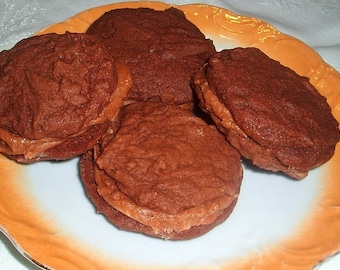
[0,7,338,240]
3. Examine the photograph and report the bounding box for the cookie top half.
[87,7,215,106]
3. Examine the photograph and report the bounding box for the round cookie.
[80,102,243,240]
[0,32,131,163]
[193,47,340,179]
[87,7,216,107]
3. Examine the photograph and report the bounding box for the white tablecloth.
[1,1,339,269]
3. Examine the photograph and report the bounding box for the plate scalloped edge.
[1,2,340,270]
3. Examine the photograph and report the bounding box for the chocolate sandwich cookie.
[0,32,131,163]
[193,47,339,179]
[80,102,243,240]
[87,7,215,108]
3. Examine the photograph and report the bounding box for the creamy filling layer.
[193,69,247,139]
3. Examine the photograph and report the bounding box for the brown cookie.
[87,7,215,107]
[193,47,340,179]
[80,102,243,240]
[0,32,131,163]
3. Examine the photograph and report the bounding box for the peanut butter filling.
[193,68,246,139]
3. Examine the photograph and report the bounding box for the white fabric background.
[0,1,339,269]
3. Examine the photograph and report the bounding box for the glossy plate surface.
[1,2,340,269]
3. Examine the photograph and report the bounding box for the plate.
[1,2,340,269]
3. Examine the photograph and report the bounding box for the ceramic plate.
[1,2,340,269]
